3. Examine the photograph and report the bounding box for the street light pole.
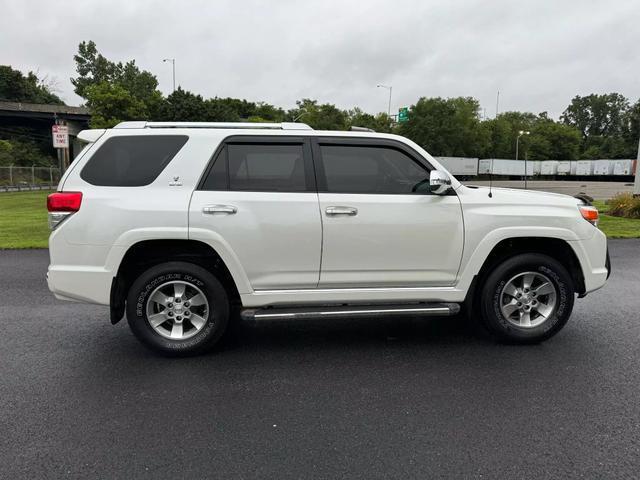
[517,130,530,188]
[377,84,392,117]
[163,58,176,93]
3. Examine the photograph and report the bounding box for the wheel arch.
[462,236,586,319]
[110,239,243,324]
[475,237,585,295]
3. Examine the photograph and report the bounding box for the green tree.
[0,65,64,104]
[480,111,580,160]
[288,99,348,130]
[580,135,630,159]
[561,93,629,138]
[0,138,55,167]
[72,40,163,122]
[528,119,581,160]
[346,108,393,133]
[205,98,242,122]
[398,97,488,157]
[84,82,147,128]
[480,116,512,158]
[561,93,632,158]
[624,99,640,158]
[158,87,208,121]
[207,97,257,119]
[71,41,119,98]
[253,102,285,122]
[485,112,537,158]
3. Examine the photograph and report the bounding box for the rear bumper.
[47,266,112,305]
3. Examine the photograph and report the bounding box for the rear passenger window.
[80,135,188,187]
[201,143,308,192]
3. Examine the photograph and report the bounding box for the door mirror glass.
[429,170,452,195]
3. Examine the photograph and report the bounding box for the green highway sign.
[398,107,409,123]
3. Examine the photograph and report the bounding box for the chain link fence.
[0,166,62,191]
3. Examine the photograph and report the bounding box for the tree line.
[1,40,639,167]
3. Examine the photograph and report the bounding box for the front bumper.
[568,228,609,295]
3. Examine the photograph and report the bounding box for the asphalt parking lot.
[1,241,639,479]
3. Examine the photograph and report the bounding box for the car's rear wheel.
[479,253,575,343]
[126,262,229,356]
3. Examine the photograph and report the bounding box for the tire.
[478,253,575,344]
[126,261,229,356]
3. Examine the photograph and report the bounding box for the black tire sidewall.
[126,262,229,356]
[480,254,575,343]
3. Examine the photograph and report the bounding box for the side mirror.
[429,170,452,195]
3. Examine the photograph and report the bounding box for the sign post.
[52,124,70,172]
[398,107,409,123]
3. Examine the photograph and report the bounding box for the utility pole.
[517,130,530,188]
[495,90,500,118]
[163,58,176,92]
[377,84,392,117]
[634,135,640,196]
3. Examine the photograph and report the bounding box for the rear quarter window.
[80,135,188,187]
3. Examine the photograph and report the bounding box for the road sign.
[398,107,409,123]
[52,125,69,149]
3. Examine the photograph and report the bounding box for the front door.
[314,139,464,288]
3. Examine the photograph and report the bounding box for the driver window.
[319,145,430,194]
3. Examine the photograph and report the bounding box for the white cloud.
[1,0,638,118]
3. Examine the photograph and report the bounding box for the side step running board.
[240,303,460,321]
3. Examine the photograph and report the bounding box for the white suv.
[47,121,610,355]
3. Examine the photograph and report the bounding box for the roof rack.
[350,126,375,132]
[113,121,313,130]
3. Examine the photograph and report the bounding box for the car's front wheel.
[479,253,575,343]
[126,262,229,356]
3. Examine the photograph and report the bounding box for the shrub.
[607,192,640,219]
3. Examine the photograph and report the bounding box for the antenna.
[488,158,493,198]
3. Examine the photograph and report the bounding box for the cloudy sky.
[1,0,638,118]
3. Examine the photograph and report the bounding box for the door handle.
[325,206,358,216]
[203,205,237,215]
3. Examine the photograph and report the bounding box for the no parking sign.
[52,125,69,148]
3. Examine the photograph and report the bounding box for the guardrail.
[0,166,61,192]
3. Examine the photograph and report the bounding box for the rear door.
[313,137,464,288]
[189,136,322,290]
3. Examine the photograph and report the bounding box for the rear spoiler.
[77,129,106,143]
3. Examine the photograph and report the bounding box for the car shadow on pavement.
[99,312,535,365]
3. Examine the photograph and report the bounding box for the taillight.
[47,192,83,212]
[579,205,599,226]
[47,192,82,230]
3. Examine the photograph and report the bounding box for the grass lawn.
[592,200,640,238]
[0,190,51,248]
[0,191,638,249]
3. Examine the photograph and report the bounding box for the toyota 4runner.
[47,121,610,355]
